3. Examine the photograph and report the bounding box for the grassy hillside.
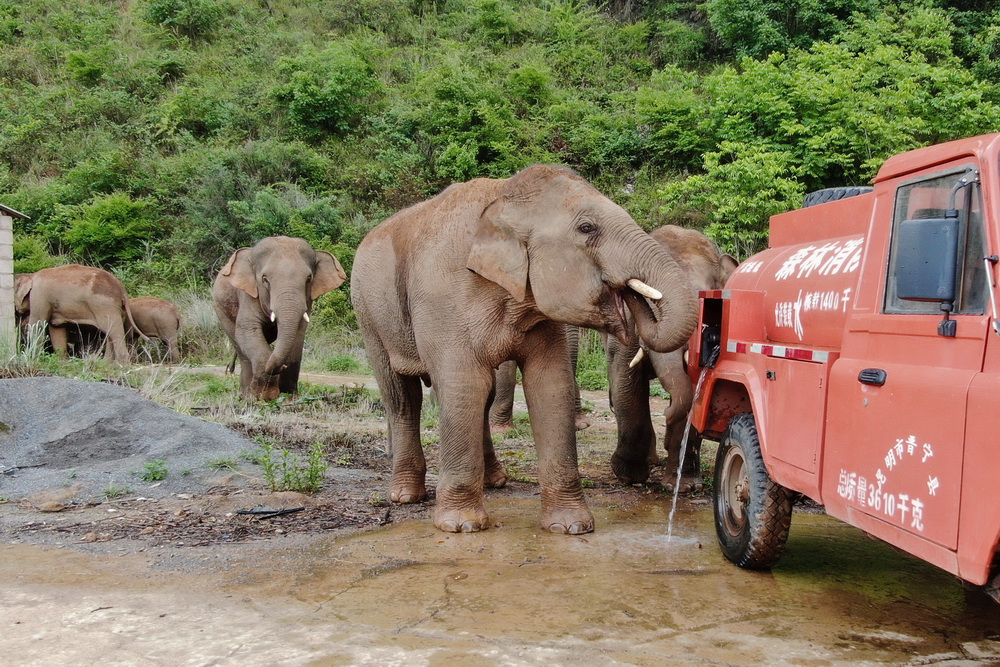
[4,0,999,322]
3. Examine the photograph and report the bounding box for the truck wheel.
[802,186,873,208]
[713,413,793,569]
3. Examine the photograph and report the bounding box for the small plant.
[180,468,193,476]
[581,477,595,489]
[206,456,238,471]
[103,484,132,500]
[369,491,388,507]
[257,441,328,493]
[140,459,168,481]
[335,453,354,466]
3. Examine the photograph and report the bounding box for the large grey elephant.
[14,265,141,364]
[212,236,346,400]
[351,165,698,535]
[128,296,183,364]
[607,225,738,491]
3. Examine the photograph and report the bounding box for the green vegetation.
[257,440,328,493]
[4,2,999,393]
[140,458,169,481]
[102,483,132,499]
[6,0,997,288]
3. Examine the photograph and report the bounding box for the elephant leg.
[488,360,517,432]
[278,360,301,396]
[521,327,594,535]
[607,338,656,484]
[364,336,427,504]
[104,318,130,365]
[166,336,180,364]
[482,380,509,488]
[566,325,590,431]
[48,325,69,357]
[432,366,494,532]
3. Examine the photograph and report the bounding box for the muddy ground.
[3,372,1000,665]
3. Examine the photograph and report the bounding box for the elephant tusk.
[270,311,276,323]
[626,279,662,301]
[303,312,310,323]
[629,347,645,368]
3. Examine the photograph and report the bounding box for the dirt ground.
[4,373,1000,665]
[0,374,662,559]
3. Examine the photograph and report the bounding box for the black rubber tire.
[802,186,873,208]
[713,413,793,569]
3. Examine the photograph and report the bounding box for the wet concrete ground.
[4,491,1000,666]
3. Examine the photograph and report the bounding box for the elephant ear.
[311,251,347,299]
[14,275,32,312]
[719,254,739,286]
[466,196,529,302]
[220,247,258,298]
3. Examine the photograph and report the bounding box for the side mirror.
[895,216,960,303]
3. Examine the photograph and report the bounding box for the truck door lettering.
[836,434,941,533]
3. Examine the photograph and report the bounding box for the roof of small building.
[0,203,28,219]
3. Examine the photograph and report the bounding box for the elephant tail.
[123,299,150,341]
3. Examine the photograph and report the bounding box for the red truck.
[687,133,1000,600]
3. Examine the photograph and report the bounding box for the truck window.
[884,167,987,315]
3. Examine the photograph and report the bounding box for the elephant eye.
[578,221,597,234]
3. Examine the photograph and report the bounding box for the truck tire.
[713,413,793,569]
[802,186,873,208]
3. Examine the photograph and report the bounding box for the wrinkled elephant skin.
[129,296,183,363]
[607,225,738,490]
[213,236,346,401]
[14,265,140,365]
[351,165,698,534]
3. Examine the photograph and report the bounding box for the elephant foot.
[490,420,516,434]
[541,505,595,535]
[434,506,490,533]
[610,451,650,485]
[662,469,704,494]
[574,414,591,431]
[484,459,508,489]
[389,477,428,504]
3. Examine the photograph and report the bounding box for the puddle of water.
[4,494,1000,665]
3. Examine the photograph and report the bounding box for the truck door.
[824,165,989,551]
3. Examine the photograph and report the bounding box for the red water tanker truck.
[687,133,1000,600]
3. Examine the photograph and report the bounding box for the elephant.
[351,164,699,535]
[488,326,590,432]
[606,225,738,491]
[212,236,347,400]
[128,296,183,363]
[13,264,141,365]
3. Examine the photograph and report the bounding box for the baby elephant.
[128,296,183,363]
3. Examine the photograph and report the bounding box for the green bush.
[13,234,66,274]
[273,43,383,142]
[63,192,161,266]
[141,0,228,40]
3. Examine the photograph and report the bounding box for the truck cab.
[687,133,1000,598]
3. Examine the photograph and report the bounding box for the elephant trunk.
[264,293,308,376]
[615,229,699,354]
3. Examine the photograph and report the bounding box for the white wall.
[0,213,13,352]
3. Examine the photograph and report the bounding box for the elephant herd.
[12,164,737,537]
[14,265,182,364]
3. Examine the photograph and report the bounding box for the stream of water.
[667,366,710,541]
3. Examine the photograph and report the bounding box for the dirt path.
[3,369,999,664]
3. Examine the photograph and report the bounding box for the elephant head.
[466,165,697,353]
[220,236,346,375]
[14,273,33,317]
